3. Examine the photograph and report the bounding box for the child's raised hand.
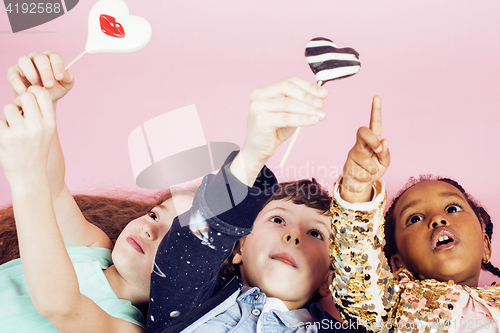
[231,77,328,186]
[7,51,74,104]
[340,96,390,203]
[0,86,56,183]
[244,77,327,162]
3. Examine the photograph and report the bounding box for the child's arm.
[330,97,396,329]
[7,52,111,249]
[7,51,73,199]
[339,96,389,203]
[0,88,143,333]
[148,77,329,332]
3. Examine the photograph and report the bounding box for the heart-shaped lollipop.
[65,0,152,69]
[86,0,152,53]
[279,37,361,167]
[305,37,360,86]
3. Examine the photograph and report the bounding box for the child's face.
[393,181,491,286]
[232,199,332,310]
[112,193,194,302]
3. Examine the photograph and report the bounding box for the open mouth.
[436,235,453,246]
[431,227,459,251]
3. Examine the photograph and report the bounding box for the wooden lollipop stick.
[279,80,323,168]
[65,50,87,70]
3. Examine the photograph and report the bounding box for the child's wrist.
[229,149,266,188]
[239,146,269,167]
[5,162,47,180]
[339,179,374,203]
[239,147,268,172]
[7,171,49,195]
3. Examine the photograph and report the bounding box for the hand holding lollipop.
[279,37,361,167]
[8,0,151,103]
[8,51,75,105]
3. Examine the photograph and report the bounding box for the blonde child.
[330,97,500,332]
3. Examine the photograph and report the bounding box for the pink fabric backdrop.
[1,0,499,286]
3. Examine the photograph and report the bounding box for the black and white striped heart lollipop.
[279,37,361,167]
[305,37,360,86]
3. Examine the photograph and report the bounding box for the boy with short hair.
[148,77,353,333]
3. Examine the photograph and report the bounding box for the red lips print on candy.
[85,0,152,54]
[100,14,125,38]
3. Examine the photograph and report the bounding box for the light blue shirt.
[0,246,145,332]
[188,286,319,333]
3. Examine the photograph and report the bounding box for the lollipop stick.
[279,80,323,168]
[65,50,87,70]
[279,127,301,168]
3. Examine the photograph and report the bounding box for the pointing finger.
[369,95,382,140]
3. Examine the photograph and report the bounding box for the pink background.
[1,0,499,286]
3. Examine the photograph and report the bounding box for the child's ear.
[232,253,242,264]
[231,239,245,265]
[482,232,492,263]
[392,254,406,270]
[318,270,334,297]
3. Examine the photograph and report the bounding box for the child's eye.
[308,229,324,240]
[446,204,463,214]
[270,216,285,225]
[406,215,423,226]
[148,210,159,222]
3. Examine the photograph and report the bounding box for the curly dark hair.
[218,178,332,280]
[383,175,500,279]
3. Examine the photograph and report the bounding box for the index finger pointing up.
[369,95,382,140]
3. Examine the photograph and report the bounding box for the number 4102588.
[5,2,62,14]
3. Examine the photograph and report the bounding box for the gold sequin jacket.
[330,180,500,333]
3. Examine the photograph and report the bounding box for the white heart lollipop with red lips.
[85,0,152,53]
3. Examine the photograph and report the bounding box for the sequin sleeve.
[330,179,398,330]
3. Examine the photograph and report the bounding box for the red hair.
[0,191,172,265]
